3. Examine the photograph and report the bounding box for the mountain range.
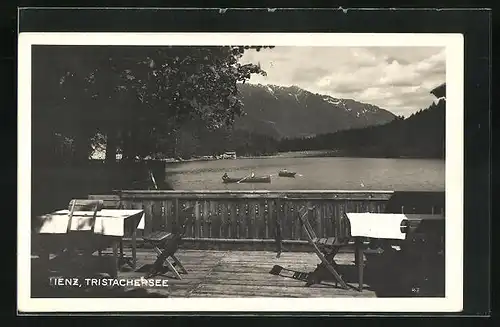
[233,83,396,139]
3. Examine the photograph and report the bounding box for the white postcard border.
[18,32,464,313]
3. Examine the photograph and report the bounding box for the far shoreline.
[162,150,445,164]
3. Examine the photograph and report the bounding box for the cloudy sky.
[240,46,445,117]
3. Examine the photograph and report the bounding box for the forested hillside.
[278,85,446,159]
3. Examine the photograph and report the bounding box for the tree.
[33,45,273,164]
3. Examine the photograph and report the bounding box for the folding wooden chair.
[64,199,104,261]
[143,205,195,279]
[87,195,122,257]
[298,206,350,289]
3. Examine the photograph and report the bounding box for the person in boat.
[251,172,255,178]
[222,173,228,179]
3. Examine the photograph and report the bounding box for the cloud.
[292,67,331,83]
[239,46,446,117]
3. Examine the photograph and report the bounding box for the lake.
[164,152,445,192]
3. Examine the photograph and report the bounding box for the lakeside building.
[221,151,237,159]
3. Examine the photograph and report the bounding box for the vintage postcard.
[18,32,463,313]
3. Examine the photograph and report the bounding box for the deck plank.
[190,284,376,298]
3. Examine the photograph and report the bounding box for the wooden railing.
[117,190,396,243]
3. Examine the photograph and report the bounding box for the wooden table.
[34,209,145,277]
[345,213,409,291]
[345,212,444,292]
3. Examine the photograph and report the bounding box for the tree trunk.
[121,129,136,163]
[105,131,117,164]
[72,133,92,164]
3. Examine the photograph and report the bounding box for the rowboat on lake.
[278,169,297,177]
[222,174,272,184]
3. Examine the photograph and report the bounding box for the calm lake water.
[164,152,445,192]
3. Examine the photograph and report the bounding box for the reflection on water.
[165,154,445,192]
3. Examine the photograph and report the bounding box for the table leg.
[119,240,124,261]
[40,248,50,272]
[132,229,137,270]
[111,239,119,278]
[355,237,364,291]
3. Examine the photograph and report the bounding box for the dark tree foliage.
[32,45,273,164]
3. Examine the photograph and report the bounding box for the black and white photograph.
[18,32,464,312]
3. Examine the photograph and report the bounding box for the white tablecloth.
[345,213,407,240]
[36,209,145,237]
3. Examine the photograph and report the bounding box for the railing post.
[315,203,322,238]
[174,198,179,231]
[264,200,269,239]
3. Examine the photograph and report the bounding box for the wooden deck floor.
[122,250,375,298]
[32,248,436,298]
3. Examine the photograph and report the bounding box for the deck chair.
[87,195,122,257]
[298,206,349,289]
[143,205,195,279]
[64,199,104,260]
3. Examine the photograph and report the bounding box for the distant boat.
[222,174,271,183]
[278,169,297,177]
